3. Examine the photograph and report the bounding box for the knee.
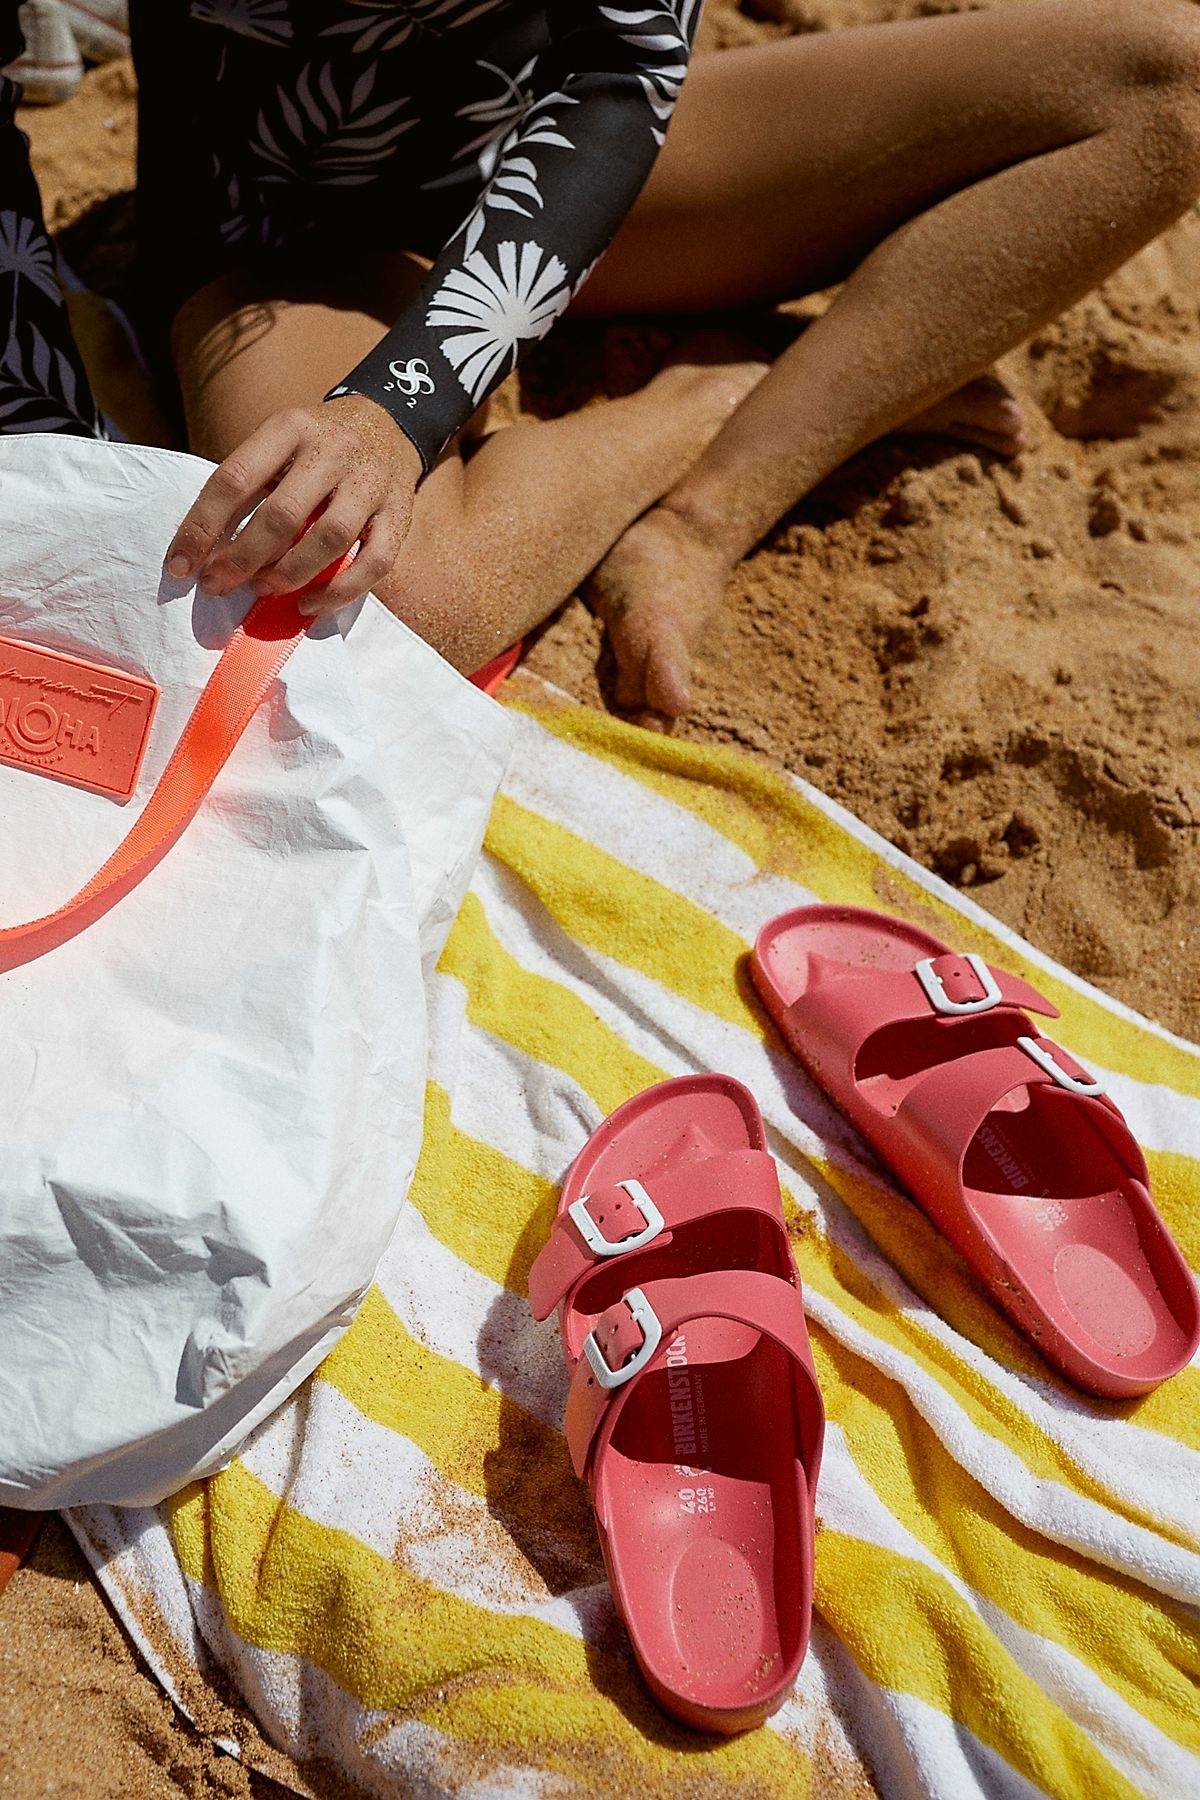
[1090,0,1200,204]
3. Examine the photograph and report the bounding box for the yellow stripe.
[508,684,1200,1101]
[440,890,663,1115]
[484,794,762,1034]
[169,1461,810,1795]
[1144,1147,1200,1271]
[318,1286,600,1575]
[813,1328,1200,1750]
[409,1083,558,1295]
[817,1530,1140,1800]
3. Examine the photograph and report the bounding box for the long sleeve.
[0,3,102,435]
[328,1,700,469]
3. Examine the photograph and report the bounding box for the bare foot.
[578,338,769,725]
[585,502,733,729]
[587,366,1025,728]
[901,371,1027,457]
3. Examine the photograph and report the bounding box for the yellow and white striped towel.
[68,676,1200,1798]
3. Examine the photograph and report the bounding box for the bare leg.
[171,261,766,671]
[578,0,1200,719]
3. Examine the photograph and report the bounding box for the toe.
[612,632,650,712]
[643,628,693,718]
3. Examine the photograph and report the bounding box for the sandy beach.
[2,2,1200,1794]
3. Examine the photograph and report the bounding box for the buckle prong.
[1018,1035,1106,1096]
[582,1288,663,1391]
[568,1178,665,1259]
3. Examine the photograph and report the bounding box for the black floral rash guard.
[319,1,701,466]
[0,4,103,434]
[0,1,701,466]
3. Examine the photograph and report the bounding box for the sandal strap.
[564,1268,824,1482]
[886,1037,1143,1218]
[785,950,1058,1078]
[529,1149,788,1321]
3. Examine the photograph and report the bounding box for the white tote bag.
[0,436,512,1509]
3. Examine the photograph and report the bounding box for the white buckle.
[915,953,1002,1016]
[568,1178,665,1259]
[1018,1035,1106,1097]
[582,1288,663,1391]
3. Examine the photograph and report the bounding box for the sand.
[3,2,1200,1794]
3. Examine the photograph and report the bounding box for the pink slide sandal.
[528,1075,824,1733]
[752,904,1200,1398]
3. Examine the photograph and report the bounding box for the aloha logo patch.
[0,636,159,801]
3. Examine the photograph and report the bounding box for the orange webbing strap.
[0,591,312,974]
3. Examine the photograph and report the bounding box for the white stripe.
[426,967,603,1182]
[804,1280,1200,1600]
[374,1200,567,1432]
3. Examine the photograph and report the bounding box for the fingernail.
[167,553,191,579]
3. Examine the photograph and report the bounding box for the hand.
[164,394,424,616]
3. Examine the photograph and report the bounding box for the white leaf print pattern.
[189,0,293,45]
[405,0,506,32]
[600,0,699,142]
[320,3,415,56]
[427,239,571,402]
[0,212,62,313]
[251,62,416,187]
[434,90,578,259]
[0,323,98,433]
[446,56,539,168]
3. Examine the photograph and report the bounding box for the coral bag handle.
[0,590,316,976]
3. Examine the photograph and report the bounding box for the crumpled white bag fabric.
[0,435,512,1508]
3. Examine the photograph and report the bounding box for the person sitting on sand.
[2,0,1200,724]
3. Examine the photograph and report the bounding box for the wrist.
[324,391,425,476]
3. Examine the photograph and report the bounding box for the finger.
[257,488,372,597]
[165,411,309,580]
[203,456,344,596]
[298,504,408,616]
